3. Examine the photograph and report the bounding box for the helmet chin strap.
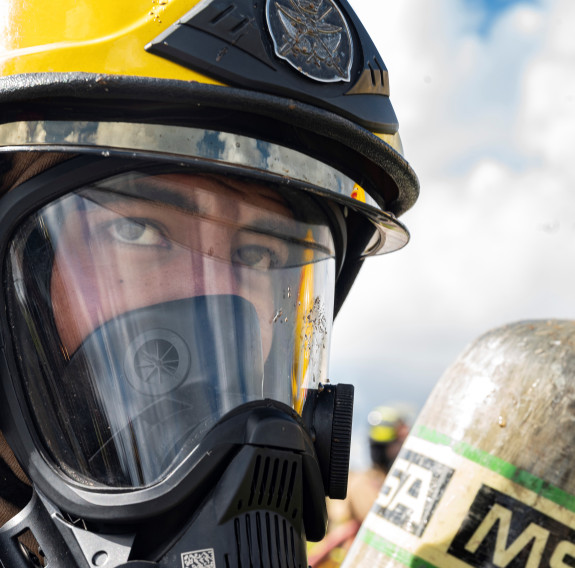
[0,490,138,567]
[0,434,34,552]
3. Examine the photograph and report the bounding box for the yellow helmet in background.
[368,404,411,471]
[368,406,407,443]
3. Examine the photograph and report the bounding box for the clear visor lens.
[7,170,336,488]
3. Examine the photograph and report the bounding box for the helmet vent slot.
[245,454,298,516]
[210,4,234,24]
[228,512,303,568]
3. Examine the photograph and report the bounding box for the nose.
[168,242,241,300]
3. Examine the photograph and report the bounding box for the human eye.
[232,244,282,270]
[105,218,169,248]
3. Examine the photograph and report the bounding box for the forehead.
[44,169,336,260]
[94,172,294,219]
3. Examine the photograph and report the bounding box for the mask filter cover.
[57,295,264,488]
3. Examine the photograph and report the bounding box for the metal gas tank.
[343,319,575,568]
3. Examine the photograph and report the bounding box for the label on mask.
[181,548,216,568]
[342,426,575,568]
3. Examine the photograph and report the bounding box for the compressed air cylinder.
[342,320,575,568]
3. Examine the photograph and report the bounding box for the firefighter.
[348,405,411,521]
[309,405,411,567]
[0,0,419,565]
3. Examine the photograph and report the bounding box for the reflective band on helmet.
[0,120,409,255]
[0,121,377,206]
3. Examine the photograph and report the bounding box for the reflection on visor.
[62,296,263,487]
[77,172,335,267]
[7,170,336,488]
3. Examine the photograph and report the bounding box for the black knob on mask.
[302,383,354,499]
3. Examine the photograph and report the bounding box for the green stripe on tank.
[357,527,438,568]
[413,424,575,513]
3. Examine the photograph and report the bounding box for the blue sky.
[339,0,575,468]
[470,0,540,35]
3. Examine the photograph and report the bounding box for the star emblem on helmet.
[266,0,353,82]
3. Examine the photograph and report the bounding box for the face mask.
[0,156,354,566]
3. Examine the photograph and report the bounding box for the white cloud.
[334,0,575,465]
[517,0,575,172]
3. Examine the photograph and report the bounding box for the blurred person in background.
[309,405,411,567]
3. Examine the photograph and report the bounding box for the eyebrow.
[81,172,289,213]
[80,170,297,216]
[77,173,333,255]
[244,220,334,257]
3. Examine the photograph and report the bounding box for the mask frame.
[0,148,352,523]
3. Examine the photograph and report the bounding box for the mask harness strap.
[0,489,144,568]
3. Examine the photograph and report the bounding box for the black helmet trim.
[0,73,419,218]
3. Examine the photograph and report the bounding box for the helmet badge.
[266,0,353,83]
